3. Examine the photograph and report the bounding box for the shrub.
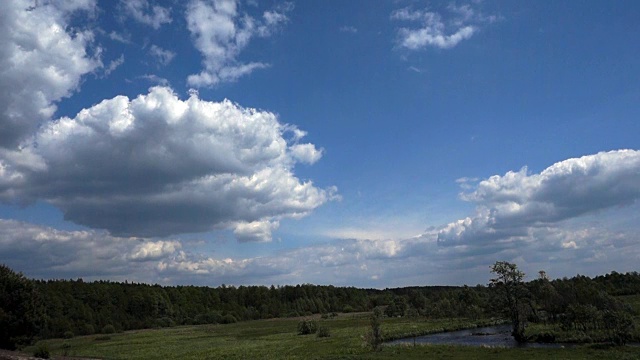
[343,305,355,313]
[297,319,318,335]
[317,326,331,338]
[365,308,384,351]
[195,311,222,325]
[156,317,175,328]
[101,324,116,334]
[94,335,111,341]
[61,341,71,356]
[63,330,74,339]
[220,314,237,324]
[33,344,50,359]
[82,324,95,335]
[532,332,556,343]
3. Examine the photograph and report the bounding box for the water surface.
[387,325,571,348]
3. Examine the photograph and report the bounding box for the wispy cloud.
[149,44,176,66]
[339,25,358,33]
[137,74,170,86]
[186,0,293,87]
[391,2,496,50]
[120,0,172,29]
[103,54,125,77]
[108,31,132,44]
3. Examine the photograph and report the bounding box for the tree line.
[490,262,638,345]
[1,263,639,350]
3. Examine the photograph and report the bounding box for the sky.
[0,0,639,288]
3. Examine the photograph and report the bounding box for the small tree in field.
[490,261,529,343]
[365,307,384,351]
[297,319,317,335]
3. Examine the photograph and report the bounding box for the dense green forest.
[1,263,639,350]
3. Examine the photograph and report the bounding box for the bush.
[156,317,175,328]
[61,341,71,356]
[532,332,556,343]
[82,324,95,335]
[297,319,318,335]
[220,314,237,324]
[33,344,50,359]
[342,305,355,313]
[317,326,331,338]
[94,335,111,341]
[365,308,384,351]
[63,330,74,339]
[101,324,116,334]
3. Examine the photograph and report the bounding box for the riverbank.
[23,315,640,359]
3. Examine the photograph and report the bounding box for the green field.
[30,314,640,360]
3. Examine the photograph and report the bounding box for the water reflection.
[387,325,570,348]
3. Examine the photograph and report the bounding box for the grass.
[28,314,640,360]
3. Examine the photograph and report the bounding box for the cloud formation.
[149,44,175,66]
[120,0,172,29]
[186,0,292,87]
[0,86,335,241]
[391,3,495,50]
[438,150,640,246]
[1,202,638,287]
[0,0,100,148]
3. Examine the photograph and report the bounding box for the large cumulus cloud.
[0,0,100,148]
[438,150,640,246]
[0,86,336,241]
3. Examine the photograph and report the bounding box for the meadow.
[31,314,640,360]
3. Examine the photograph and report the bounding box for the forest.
[1,262,639,352]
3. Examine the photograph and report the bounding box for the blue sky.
[1,0,639,288]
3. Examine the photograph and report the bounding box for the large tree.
[489,261,529,343]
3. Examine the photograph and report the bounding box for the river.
[386,325,572,348]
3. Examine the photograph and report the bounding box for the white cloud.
[186,0,292,87]
[120,0,172,29]
[130,240,181,261]
[0,219,150,280]
[339,26,358,34]
[149,45,176,66]
[233,220,279,242]
[0,86,334,241]
[108,31,131,44]
[2,207,639,287]
[0,0,100,148]
[104,54,125,77]
[51,0,97,13]
[138,74,170,86]
[391,3,494,50]
[290,143,323,164]
[438,150,640,246]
